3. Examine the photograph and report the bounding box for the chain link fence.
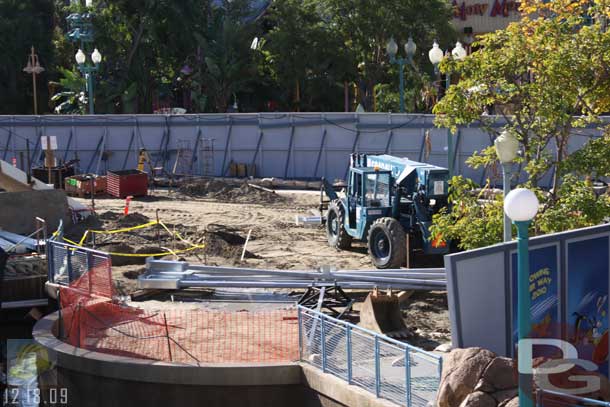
[298,306,442,407]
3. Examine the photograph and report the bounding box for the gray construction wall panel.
[0,113,607,187]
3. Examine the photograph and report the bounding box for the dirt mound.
[118,213,150,227]
[194,224,259,263]
[98,211,120,221]
[179,178,287,204]
[107,243,169,266]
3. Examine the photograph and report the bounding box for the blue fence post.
[66,246,74,282]
[346,325,352,384]
[437,354,443,390]
[375,336,381,397]
[320,315,327,372]
[298,307,303,361]
[47,241,54,283]
[405,348,412,407]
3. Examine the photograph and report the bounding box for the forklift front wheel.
[326,200,352,250]
[367,217,406,269]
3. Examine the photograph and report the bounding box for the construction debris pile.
[178,178,287,204]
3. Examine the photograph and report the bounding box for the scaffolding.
[200,138,215,177]
[172,139,193,176]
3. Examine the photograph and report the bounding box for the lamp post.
[504,188,539,407]
[495,129,520,242]
[428,41,466,179]
[75,48,102,114]
[66,9,100,114]
[386,37,417,113]
[23,46,45,115]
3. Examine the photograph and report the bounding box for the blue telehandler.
[321,153,451,269]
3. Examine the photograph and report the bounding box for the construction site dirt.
[66,182,451,350]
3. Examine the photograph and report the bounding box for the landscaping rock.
[436,347,496,407]
[436,348,519,407]
[459,391,496,407]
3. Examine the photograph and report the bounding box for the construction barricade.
[49,240,299,364]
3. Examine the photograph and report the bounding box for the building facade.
[451,0,521,35]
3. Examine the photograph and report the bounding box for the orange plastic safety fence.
[59,260,299,364]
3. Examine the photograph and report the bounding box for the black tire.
[367,217,406,269]
[326,200,352,250]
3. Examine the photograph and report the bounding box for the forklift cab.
[346,168,392,237]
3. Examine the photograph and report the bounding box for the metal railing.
[47,239,111,288]
[298,305,442,407]
[536,389,610,406]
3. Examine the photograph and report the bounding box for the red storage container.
[106,170,148,198]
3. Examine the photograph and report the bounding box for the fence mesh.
[53,242,299,364]
[299,307,442,407]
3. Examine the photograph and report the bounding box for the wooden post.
[26,139,31,184]
[156,208,161,245]
[90,177,95,210]
[45,136,54,187]
[405,233,410,269]
[163,313,173,362]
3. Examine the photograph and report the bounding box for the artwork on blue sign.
[567,236,609,377]
[512,245,560,351]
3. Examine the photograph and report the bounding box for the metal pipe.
[140,279,444,290]
[502,163,512,242]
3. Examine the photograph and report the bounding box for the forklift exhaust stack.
[359,288,410,339]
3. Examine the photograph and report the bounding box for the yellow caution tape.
[62,237,205,257]
[63,237,82,246]
[60,217,206,257]
[78,230,89,246]
[158,221,201,248]
[105,244,205,257]
[87,221,159,235]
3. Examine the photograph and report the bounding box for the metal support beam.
[62,129,73,162]
[345,115,360,180]
[2,130,11,161]
[191,122,202,175]
[284,117,296,178]
[313,120,327,178]
[221,117,233,176]
[251,117,264,170]
[122,130,135,170]
[85,134,104,174]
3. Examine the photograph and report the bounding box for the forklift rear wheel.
[367,217,406,269]
[326,200,352,250]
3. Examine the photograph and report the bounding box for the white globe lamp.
[504,188,539,222]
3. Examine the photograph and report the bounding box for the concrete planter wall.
[33,312,395,407]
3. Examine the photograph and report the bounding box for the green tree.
[260,0,352,111]
[53,0,210,113]
[430,0,610,250]
[322,0,455,111]
[192,0,260,112]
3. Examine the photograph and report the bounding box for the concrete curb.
[34,311,402,406]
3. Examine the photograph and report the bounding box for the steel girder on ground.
[138,259,447,290]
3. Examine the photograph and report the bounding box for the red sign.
[453,0,520,21]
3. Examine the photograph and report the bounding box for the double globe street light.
[75,48,102,114]
[428,40,467,179]
[386,37,417,113]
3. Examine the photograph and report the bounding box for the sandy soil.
[69,183,451,350]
